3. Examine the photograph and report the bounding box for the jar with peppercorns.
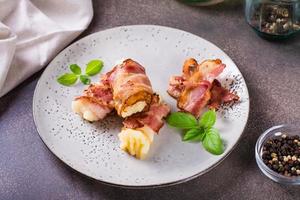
[245,0,300,39]
[180,0,224,6]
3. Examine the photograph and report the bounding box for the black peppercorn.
[262,133,300,177]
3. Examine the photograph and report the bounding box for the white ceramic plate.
[33,25,249,188]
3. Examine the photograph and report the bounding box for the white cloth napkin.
[0,0,93,97]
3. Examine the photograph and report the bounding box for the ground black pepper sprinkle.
[262,134,300,177]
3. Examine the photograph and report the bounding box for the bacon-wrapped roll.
[106,59,153,118]
[73,59,154,121]
[118,94,170,159]
[72,80,114,122]
[168,58,238,118]
[72,59,170,159]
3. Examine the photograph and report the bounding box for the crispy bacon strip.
[208,80,239,110]
[178,81,211,117]
[167,59,225,98]
[123,94,171,133]
[197,59,226,81]
[167,76,185,99]
[168,58,238,118]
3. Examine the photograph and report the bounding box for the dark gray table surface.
[1,0,300,199]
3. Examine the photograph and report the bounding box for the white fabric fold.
[0,0,93,97]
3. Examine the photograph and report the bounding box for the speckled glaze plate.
[33,25,249,188]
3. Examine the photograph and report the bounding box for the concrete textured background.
[0,0,300,199]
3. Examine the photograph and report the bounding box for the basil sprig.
[166,109,224,155]
[57,59,103,86]
[85,60,103,76]
[167,112,198,129]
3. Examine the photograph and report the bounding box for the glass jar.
[245,0,300,39]
[255,124,300,185]
[181,0,224,6]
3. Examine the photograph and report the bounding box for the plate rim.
[32,24,250,188]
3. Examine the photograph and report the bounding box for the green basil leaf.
[199,109,216,128]
[85,60,103,76]
[70,64,81,75]
[202,128,224,155]
[166,112,198,129]
[80,75,91,85]
[183,128,205,142]
[57,73,78,86]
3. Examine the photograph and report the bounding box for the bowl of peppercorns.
[256,124,300,184]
